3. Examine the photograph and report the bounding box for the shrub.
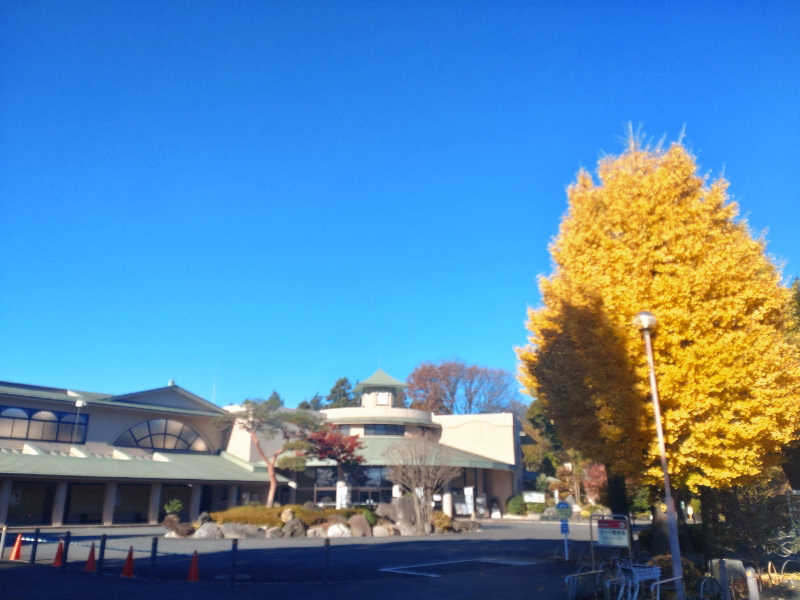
[163,498,184,515]
[648,554,702,593]
[506,495,526,515]
[432,511,452,533]
[526,502,547,514]
[361,509,377,527]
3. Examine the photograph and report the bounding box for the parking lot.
[0,520,589,599]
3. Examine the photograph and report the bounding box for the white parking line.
[379,557,542,577]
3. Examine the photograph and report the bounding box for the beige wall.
[486,470,514,510]
[433,413,518,465]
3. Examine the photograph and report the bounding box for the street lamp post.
[634,311,685,600]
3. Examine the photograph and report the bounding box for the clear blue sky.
[2,2,798,406]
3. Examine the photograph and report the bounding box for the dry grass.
[210,504,359,527]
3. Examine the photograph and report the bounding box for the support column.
[51,481,68,526]
[0,480,12,525]
[442,490,453,518]
[227,485,239,509]
[148,483,162,524]
[189,484,202,522]
[102,482,118,525]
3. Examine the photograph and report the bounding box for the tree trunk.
[251,432,279,508]
[606,468,628,515]
[650,500,671,555]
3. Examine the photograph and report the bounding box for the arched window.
[0,405,88,442]
[114,419,209,452]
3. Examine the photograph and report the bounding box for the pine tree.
[517,138,800,490]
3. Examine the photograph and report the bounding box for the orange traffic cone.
[84,543,96,573]
[52,540,64,567]
[8,533,22,560]
[187,550,199,582]
[120,546,134,578]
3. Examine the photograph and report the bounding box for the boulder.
[452,520,481,533]
[393,495,416,524]
[372,525,398,537]
[162,513,181,531]
[302,501,317,510]
[348,513,372,537]
[326,523,351,538]
[175,522,196,537]
[164,530,181,538]
[280,508,295,524]
[375,502,398,522]
[222,522,261,539]
[306,525,327,538]
[265,526,284,539]
[193,522,224,539]
[397,521,417,536]
[282,517,307,538]
[197,511,212,524]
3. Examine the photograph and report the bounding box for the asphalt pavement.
[0,519,589,599]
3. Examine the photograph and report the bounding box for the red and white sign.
[597,518,628,547]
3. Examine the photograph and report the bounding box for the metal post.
[323,538,330,583]
[61,531,71,571]
[230,538,238,588]
[96,534,107,576]
[642,328,685,600]
[30,527,40,564]
[150,536,158,569]
[0,525,6,560]
[746,567,760,600]
[719,559,731,600]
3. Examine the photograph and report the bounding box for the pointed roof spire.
[354,369,406,394]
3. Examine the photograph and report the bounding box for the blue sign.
[560,519,569,535]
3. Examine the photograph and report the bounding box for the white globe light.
[634,311,657,331]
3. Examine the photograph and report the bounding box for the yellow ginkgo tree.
[517,138,800,493]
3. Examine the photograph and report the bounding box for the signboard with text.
[596,518,628,547]
[523,491,545,503]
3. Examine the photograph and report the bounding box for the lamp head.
[634,311,657,332]
[74,399,87,408]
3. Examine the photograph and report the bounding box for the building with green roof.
[0,370,522,526]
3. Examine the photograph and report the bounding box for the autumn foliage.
[306,425,365,470]
[517,138,800,490]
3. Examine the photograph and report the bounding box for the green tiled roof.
[353,369,406,394]
[0,382,224,417]
[0,450,283,484]
[302,437,514,471]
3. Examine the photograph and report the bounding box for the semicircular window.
[114,419,209,452]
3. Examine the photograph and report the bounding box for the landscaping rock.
[282,517,307,538]
[376,502,398,522]
[222,522,261,539]
[193,522,224,539]
[397,521,417,536]
[326,523,351,538]
[265,526,284,539]
[164,530,181,538]
[162,513,181,531]
[175,522,196,537]
[348,513,372,537]
[306,525,326,538]
[393,495,416,524]
[452,520,481,533]
[197,511,212,524]
[280,508,295,524]
[372,525,398,537]
[302,501,317,510]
